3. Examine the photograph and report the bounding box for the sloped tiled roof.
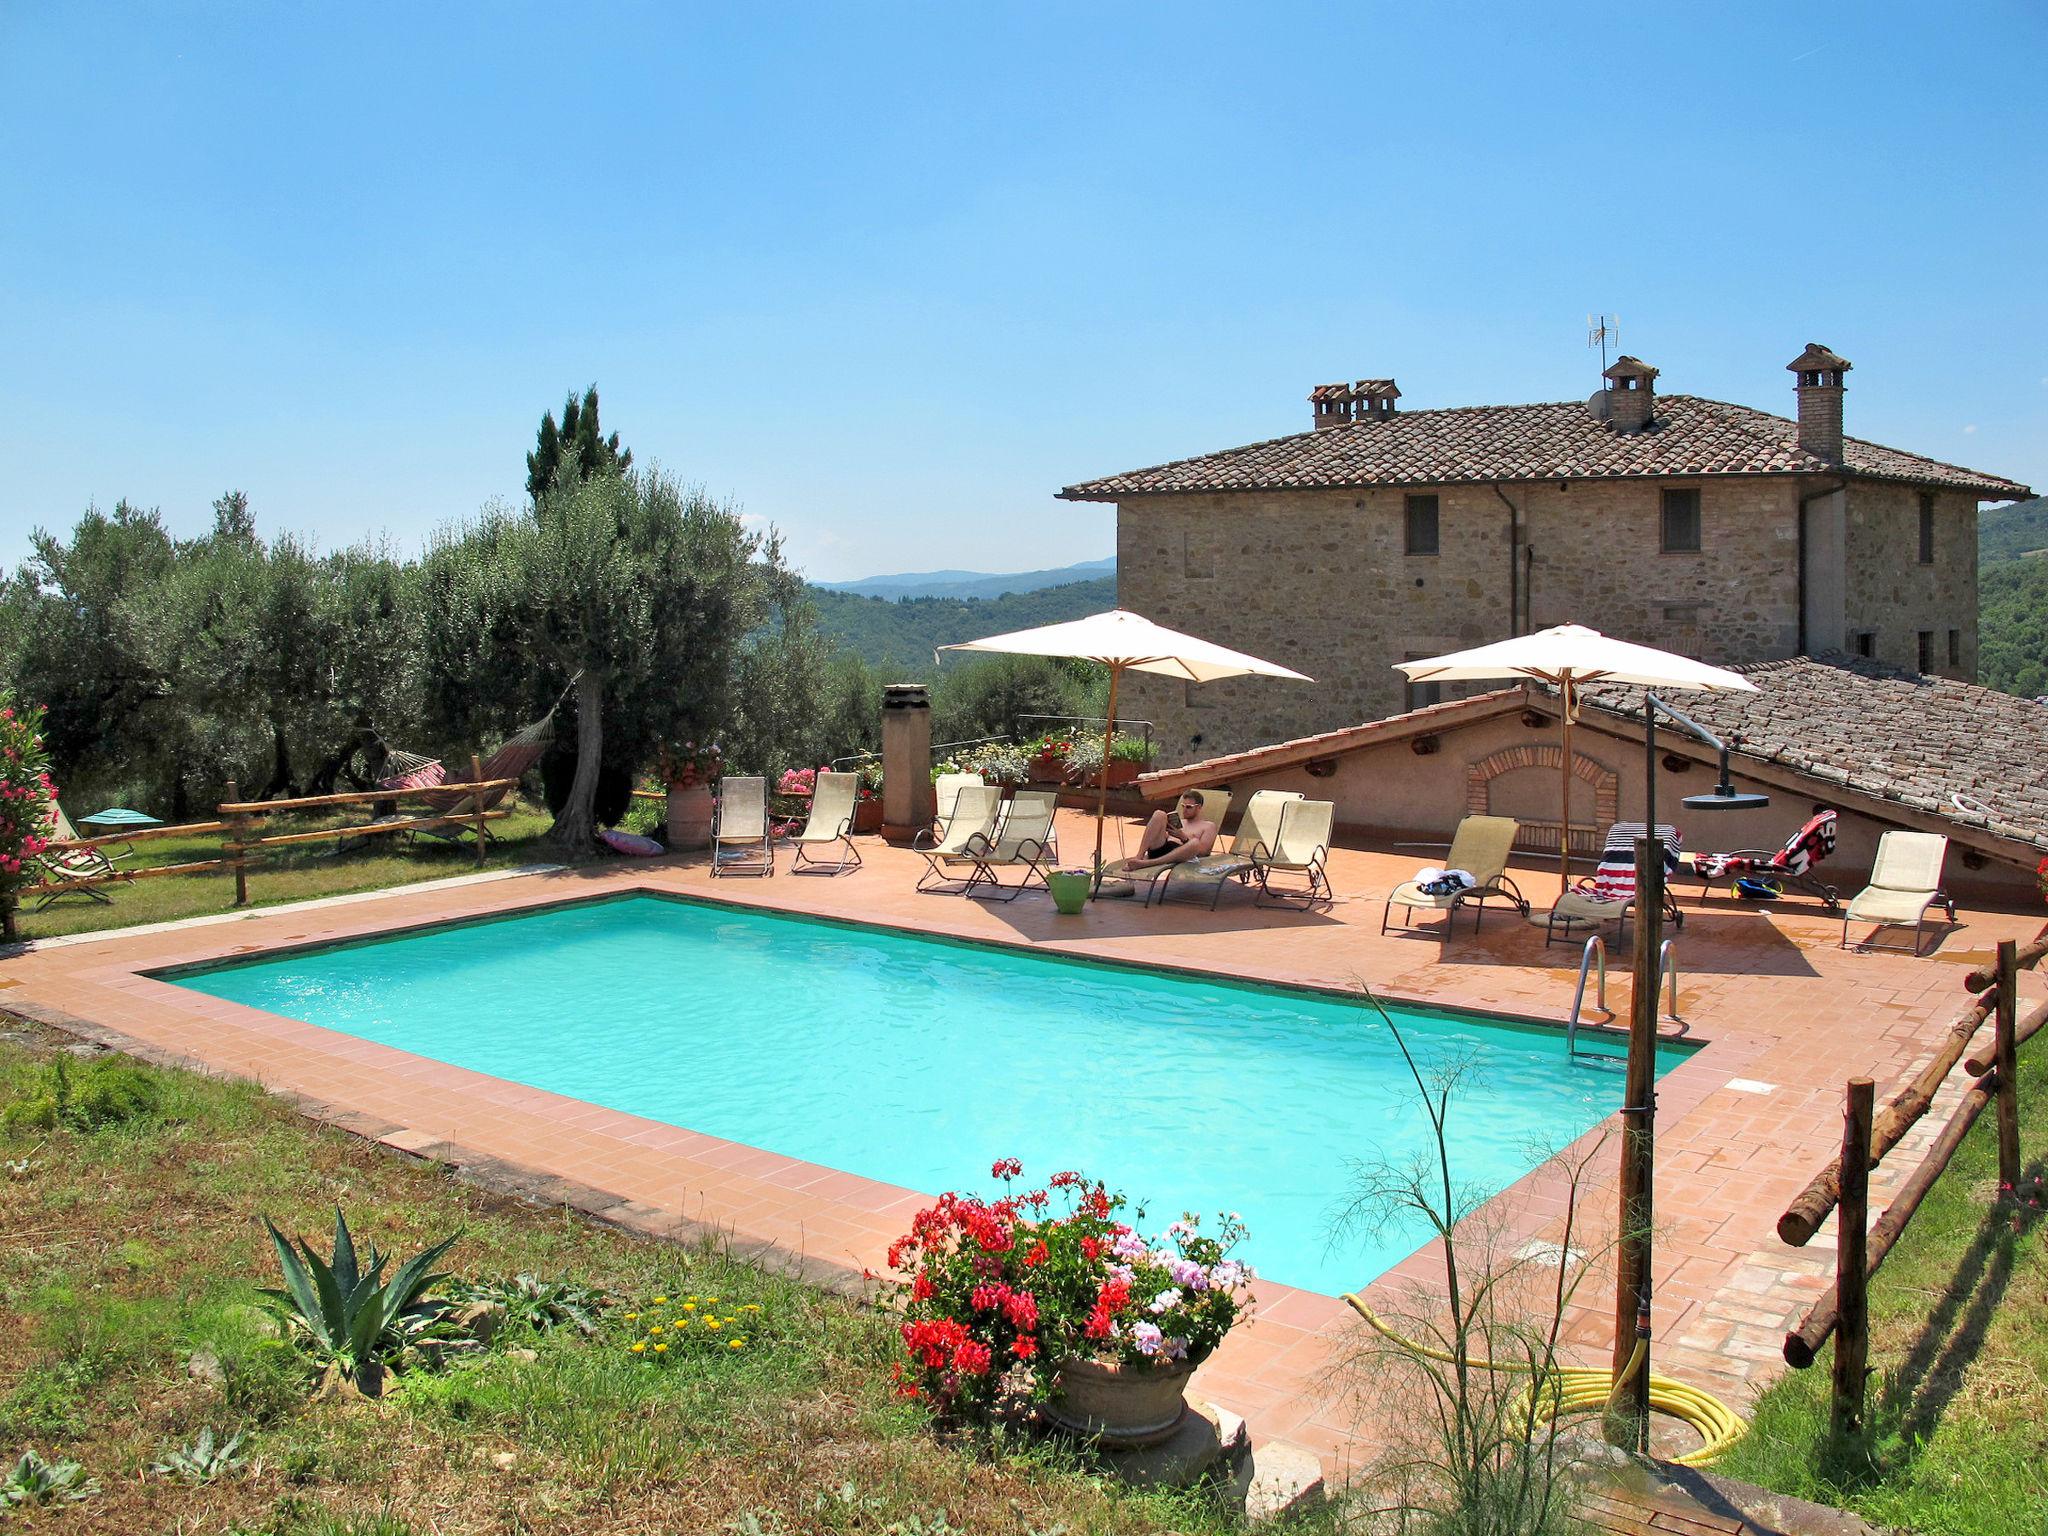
[1140,655,2048,857]
[1576,655,2048,854]
[1059,395,2031,501]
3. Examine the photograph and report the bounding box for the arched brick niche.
[1464,744,1618,855]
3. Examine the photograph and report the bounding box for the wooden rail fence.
[1779,924,2047,1434]
[20,754,517,919]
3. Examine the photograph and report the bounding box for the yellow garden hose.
[1343,1294,1747,1466]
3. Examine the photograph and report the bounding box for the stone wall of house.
[1116,476,1804,763]
[1843,484,1979,680]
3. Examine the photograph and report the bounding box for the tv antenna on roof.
[1587,314,1620,375]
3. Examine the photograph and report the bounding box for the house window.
[1918,494,1935,565]
[1917,630,1934,672]
[1853,631,1876,659]
[1661,488,1701,552]
[1947,628,1961,667]
[1404,494,1440,556]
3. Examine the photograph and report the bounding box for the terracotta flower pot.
[666,783,715,851]
[1043,1355,1195,1448]
[852,799,885,835]
[1027,752,1068,784]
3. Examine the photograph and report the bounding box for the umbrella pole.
[1092,665,1121,892]
[1558,676,1574,900]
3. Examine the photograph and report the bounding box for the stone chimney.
[1355,379,1400,419]
[1601,355,1658,433]
[1309,382,1354,431]
[1787,343,1851,461]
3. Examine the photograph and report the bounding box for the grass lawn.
[1717,1031,2048,1535]
[15,795,670,944]
[0,1024,1305,1535]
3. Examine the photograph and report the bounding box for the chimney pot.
[1787,342,1851,460]
[1600,355,1658,433]
[1309,382,1353,431]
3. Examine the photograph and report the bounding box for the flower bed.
[887,1160,1252,1422]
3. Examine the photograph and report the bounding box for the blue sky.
[3,3,2043,582]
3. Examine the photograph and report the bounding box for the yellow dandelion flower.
[649,1324,664,1334]
[630,1341,646,1353]
[682,1302,697,1312]
[674,1317,691,1328]
[653,1342,669,1354]
[687,1294,699,1302]
[652,1295,668,1305]
[705,1318,722,1330]
[741,1304,761,1313]
[728,1338,745,1350]
[706,1296,720,1305]
[624,1311,640,1321]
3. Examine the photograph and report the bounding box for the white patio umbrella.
[1394,625,1757,899]
[941,609,1311,882]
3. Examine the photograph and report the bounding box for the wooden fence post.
[1994,939,2021,1195]
[470,753,487,868]
[1832,1077,1874,1437]
[224,779,249,907]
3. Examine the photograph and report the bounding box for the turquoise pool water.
[167,894,1687,1295]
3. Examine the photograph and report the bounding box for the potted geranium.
[662,741,723,851]
[0,695,54,942]
[853,760,885,835]
[889,1160,1253,1448]
[1026,733,1074,785]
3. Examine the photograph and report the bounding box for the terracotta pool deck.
[2,814,2041,1476]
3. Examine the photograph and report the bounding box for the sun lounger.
[1684,808,1841,911]
[1841,832,1956,955]
[932,773,982,833]
[1147,789,1298,908]
[1381,815,1527,937]
[712,775,773,877]
[962,788,1059,902]
[32,801,120,909]
[1544,822,1683,945]
[914,783,1004,893]
[1101,788,1231,900]
[1249,798,1336,909]
[791,771,863,874]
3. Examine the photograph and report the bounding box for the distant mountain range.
[806,562,1117,674]
[815,556,1116,603]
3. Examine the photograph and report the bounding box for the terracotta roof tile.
[1059,395,2031,501]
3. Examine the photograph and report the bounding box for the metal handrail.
[1568,935,1681,1061]
[830,734,1014,772]
[1567,936,1610,1059]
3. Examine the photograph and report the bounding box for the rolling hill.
[1977,497,2048,700]
[815,557,1115,602]
[807,573,1117,674]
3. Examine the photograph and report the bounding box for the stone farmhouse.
[1061,345,2032,763]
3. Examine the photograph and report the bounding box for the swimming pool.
[167,894,1687,1294]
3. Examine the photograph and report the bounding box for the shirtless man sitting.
[1124,792,1219,869]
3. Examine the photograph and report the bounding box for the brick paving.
[2,814,2041,1479]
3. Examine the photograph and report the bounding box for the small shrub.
[444,1273,610,1337]
[1,1052,164,1134]
[0,1448,98,1508]
[151,1425,251,1483]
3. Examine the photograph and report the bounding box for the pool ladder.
[1567,935,1681,1062]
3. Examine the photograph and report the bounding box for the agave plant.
[0,1449,98,1507]
[149,1426,251,1484]
[260,1207,458,1394]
